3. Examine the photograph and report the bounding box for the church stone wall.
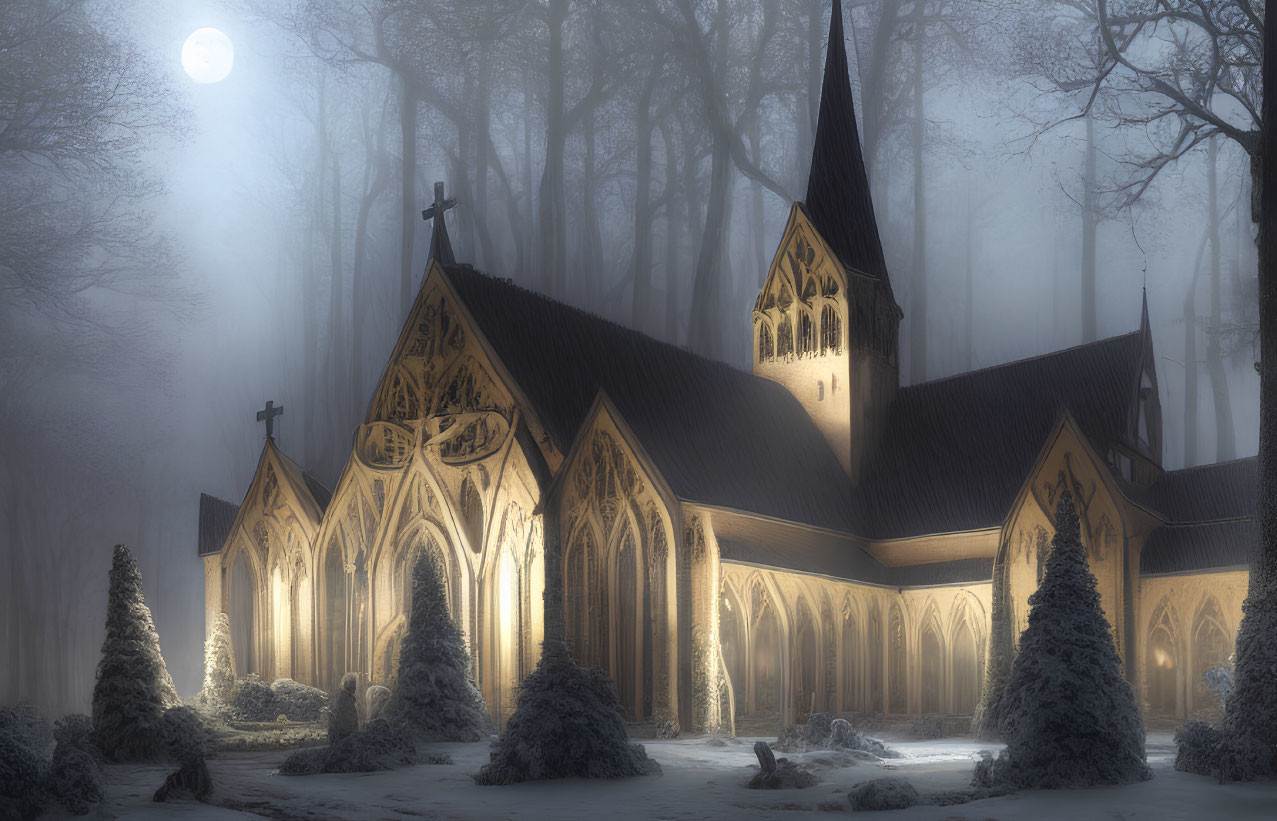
[557,406,681,730]
[1137,569,1247,723]
[718,560,990,732]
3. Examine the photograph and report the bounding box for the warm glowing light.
[1154,648,1172,669]
[182,27,234,84]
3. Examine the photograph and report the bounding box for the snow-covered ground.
[51,731,1277,820]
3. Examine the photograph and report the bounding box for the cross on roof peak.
[256,400,284,439]
[422,181,457,266]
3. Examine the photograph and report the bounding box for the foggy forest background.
[1,0,1264,716]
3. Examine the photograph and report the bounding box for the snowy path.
[52,732,1277,820]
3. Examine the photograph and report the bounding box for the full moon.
[181,27,234,84]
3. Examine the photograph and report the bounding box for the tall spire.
[803,0,890,285]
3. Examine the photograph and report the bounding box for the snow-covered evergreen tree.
[977,491,1150,789]
[1220,575,1277,776]
[474,639,660,784]
[194,612,234,716]
[91,544,180,761]
[385,553,488,741]
[971,559,1013,739]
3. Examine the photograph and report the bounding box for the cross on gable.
[422,181,456,222]
[256,400,284,438]
[421,181,457,265]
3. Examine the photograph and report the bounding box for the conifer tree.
[977,492,1149,789]
[385,553,488,741]
[194,612,235,715]
[91,544,180,761]
[474,639,659,784]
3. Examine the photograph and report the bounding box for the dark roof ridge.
[443,264,765,387]
[904,330,1141,391]
[1163,455,1258,475]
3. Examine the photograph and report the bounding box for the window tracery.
[798,311,815,356]
[758,323,774,362]
[819,304,841,354]
[777,315,794,358]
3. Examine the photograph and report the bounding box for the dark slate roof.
[1141,519,1255,575]
[885,558,995,588]
[803,0,891,289]
[275,445,334,514]
[717,537,888,584]
[198,493,239,556]
[857,333,1144,538]
[1145,458,1257,523]
[443,265,860,533]
[718,536,993,587]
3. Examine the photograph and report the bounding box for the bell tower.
[753,0,900,485]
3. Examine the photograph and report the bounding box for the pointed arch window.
[461,479,484,554]
[820,304,842,354]
[777,315,794,358]
[758,323,774,362]
[798,311,815,356]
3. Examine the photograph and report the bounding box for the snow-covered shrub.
[45,714,103,816]
[328,674,360,745]
[1203,666,1233,713]
[909,716,944,739]
[279,719,452,775]
[0,706,49,821]
[270,679,327,722]
[153,706,214,802]
[194,613,235,717]
[365,685,391,723]
[474,640,660,784]
[847,776,919,811]
[229,675,275,722]
[746,740,815,789]
[0,706,50,760]
[91,544,180,762]
[979,492,1150,789]
[1221,577,1277,777]
[386,554,488,742]
[773,713,897,758]
[1174,720,1223,777]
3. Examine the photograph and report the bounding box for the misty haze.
[3,0,1276,819]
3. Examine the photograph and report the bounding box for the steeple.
[803,0,891,289]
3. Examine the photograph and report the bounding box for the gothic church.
[199,3,1256,733]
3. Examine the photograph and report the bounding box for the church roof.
[1143,457,1256,523]
[271,441,334,515]
[857,332,1146,538]
[803,0,891,291]
[442,264,861,533]
[198,492,239,557]
[1141,518,1254,575]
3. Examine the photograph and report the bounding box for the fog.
[0,0,1261,715]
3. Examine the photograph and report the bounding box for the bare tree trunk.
[662,123,681,344]
[325,153,345,469]
[1184,284,1199,468]
[1082,110,1097,342]
[1207,136,1237,461]
[539,0,568,295]
[581,107,603,307]
[474,39,496,269]
[399,78,418,312]
[520,72,535,283]
[965,177,974,370]
[304,74,326,466]
[749,114,766,289]
[908,17,926,382]
[632,59,661,330]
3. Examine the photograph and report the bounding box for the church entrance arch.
[951,618,980,715]
[919,612,943,714]
[750,581,781,720]
[1146,604,1179,717]
[229,549,257,677]
[794,600,818,720]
